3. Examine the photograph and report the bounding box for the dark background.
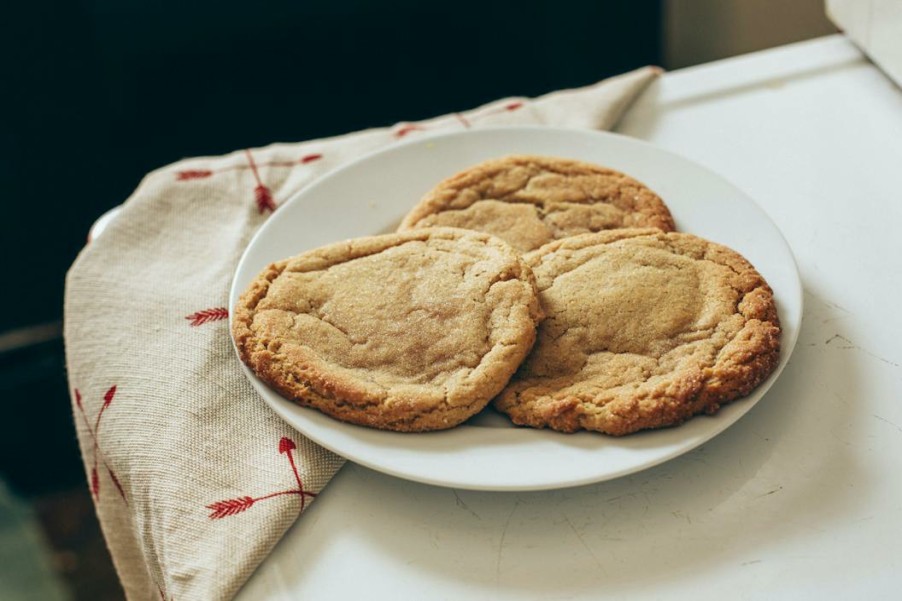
[5,0,662,335]
[4,0,662,492]
[1,2,661,597]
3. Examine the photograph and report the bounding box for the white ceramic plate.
[230,127,802,491]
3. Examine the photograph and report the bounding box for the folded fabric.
[63,66,659,600]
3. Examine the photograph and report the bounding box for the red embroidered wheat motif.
[206,437,317,519]
[392,100,525,140]
[186,307,229,326]
[254,185,277,214]
[207,496,256,519]
[108,468,126,500]
[176,169,214,180]
[75,386,127,504]
[453,112,471,128]
[394,123,426,138]
[245,149,277,213]
[279,437,297,454]
[90,468,100,498]
[94,384,115,432]
[174,152,323,183]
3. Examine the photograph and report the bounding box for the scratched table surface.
[237,35,902,600]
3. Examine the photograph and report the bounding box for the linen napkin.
[63,66,659,600]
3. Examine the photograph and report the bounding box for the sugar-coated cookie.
[495,228,781,435]
[399,155,676,252]
[233,228,543,432]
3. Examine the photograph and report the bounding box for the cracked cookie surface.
[233,227,543,432]
[399,155,676,252]
[494,228,781,436]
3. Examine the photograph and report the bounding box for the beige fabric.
[63,66,658,601]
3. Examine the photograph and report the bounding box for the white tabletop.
[238,35,902,600]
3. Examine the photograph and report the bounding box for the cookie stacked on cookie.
[234,155,781,435]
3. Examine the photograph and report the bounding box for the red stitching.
[278,437,311,512]
[245,149,277,213]
[392,100,526,141]
[108,468,126,501]
[394,123,426,138]
[174,153,323,182]
[254,185,277,214]
[91,468,100,498]
[176,169,213,180]
[206,437,317,519]
[453,113,471,128]
[185,307,229,326]
[75,386,127,504]
[94,384,115,433]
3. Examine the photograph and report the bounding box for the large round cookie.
[398,155,676,252]
[495,228,781,436]
[233,227,543,432]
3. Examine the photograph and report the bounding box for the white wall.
[665,0,838,68]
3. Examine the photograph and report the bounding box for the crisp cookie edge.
[398,155,677,243]
[233,227,544,432]
[494,228,782,436]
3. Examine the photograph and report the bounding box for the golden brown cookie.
[494,228,781,436]
[398,155,676,252]
[233,227,543,432]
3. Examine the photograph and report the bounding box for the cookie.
[494,228,781,436]
[398,155,676,252]
[233,227,543,432]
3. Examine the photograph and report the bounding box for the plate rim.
[229,125,803,491]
